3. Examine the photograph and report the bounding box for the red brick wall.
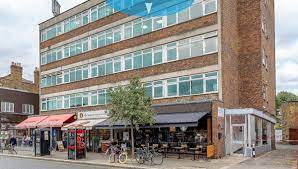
[220,0,240,108]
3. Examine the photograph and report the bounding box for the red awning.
[37,114,74,128]
[15,116,48,129]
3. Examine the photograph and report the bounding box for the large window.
[22,104,34,114]
[41,32,218,88]
[41,2,115,42]
[1,102,14,113]
[41,0,217,65]
[41,71,218,111]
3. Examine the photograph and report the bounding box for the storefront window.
[262,120,268,145]
[255,117,262,146]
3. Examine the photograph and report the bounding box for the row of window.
[41,32,218,88]
[0,102,34,114]
[41,71,218,111]
[1,102,14,113]
[41,2,115,42]
[22,104,34,114]
[41,0,217,65]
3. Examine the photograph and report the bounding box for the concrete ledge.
[0,153,155,169]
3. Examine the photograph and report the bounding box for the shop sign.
[78,110,108,120]
[218,107,225,117]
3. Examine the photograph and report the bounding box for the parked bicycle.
[135,146,163,165]
[106,145,128,164]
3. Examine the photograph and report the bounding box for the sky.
[0,0,296,95]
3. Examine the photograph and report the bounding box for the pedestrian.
[9,135,17,148]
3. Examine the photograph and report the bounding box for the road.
[0,156,127,169]
[229,144,298,169]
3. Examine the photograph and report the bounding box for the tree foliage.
[107,77,156,157]
[276,91,298,110]
[107,77,156,127]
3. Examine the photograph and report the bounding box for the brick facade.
[281,101,298,144]
[0,62,39,94]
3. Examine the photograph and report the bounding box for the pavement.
[0,148,247,169]
[229,144,298,169]
[1,144,297,169]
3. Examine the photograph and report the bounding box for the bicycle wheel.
[136,153,145,164]
[109,153,115,163]
[152,152,163,165]
[118,153,128,164]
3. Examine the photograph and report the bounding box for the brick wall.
[0,63,39,94]
[281,102,298,143]
[220,0,240,108]
[217,0,276,116]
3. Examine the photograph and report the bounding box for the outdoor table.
[189,147,200,160]
[174,147,183,159]
[160,146,169,158]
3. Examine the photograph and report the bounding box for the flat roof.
[39,0,104,30]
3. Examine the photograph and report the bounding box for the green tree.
[276,91,298,110]
[107,78,156,158]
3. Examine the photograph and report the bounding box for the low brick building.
[281,101,298,145]
[0,62,39,142]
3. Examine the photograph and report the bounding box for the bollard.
[252,144,256,158]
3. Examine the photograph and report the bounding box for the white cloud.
[275,0,298,95]
[0,0,86,80]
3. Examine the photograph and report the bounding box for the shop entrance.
[231,124,245,154]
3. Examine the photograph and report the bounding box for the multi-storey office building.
[38,0,276,157]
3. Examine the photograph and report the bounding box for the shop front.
[224,108,276,157]
[62,110,110,158]
[14,116,48,149]
[94,101,213,158]
[35,114,75,154]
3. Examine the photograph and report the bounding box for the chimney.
[34,67,40,87]
[10,62,23,82]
